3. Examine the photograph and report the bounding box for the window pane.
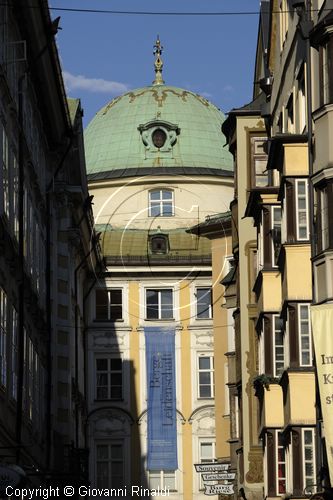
[110,358,122,371]
[150,203,161,217]
[110,289,122,305]
[162,191,172,200]
[97,445,109,459]
[110,305,122,321]
[150,191,160,201]
[200,443,213,459]
[149,473,160,489]
[164,471,175,489]
[96,359,108,371]
[162,202,173,216]
[97,387,108,399]
[199,372,211,385]
[96,290,108,320]
[199,357,210,370]
[147,290,159,319]
[161,290,173,319]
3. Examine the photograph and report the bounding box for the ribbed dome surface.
[84,85,232,175]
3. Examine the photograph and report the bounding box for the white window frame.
[271,206,282,267]
[273,315,284,377]
[275,430,286,495]
[302,428,316,493]
[148,189,174,217]
[198,440,216,490]
[298,303,312,367]
[145,288,174,320]
[148,470,177,491]
[259,330,265,374]
[95,288,123,322]
[297,67,306,133]
[196,287,212,320]
[95,355,123,401]
[197,353,214,399]
[320,187,329,250]
[286,431,294,493]
[295,179,309,241]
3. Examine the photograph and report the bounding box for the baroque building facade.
[84,41,234,499]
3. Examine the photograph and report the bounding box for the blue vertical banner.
[144,326,178,471]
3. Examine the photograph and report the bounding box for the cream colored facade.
[86,172,233,499]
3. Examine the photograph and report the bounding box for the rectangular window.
[298,304,312,366]
[286,94,294,133]
[149,471,176,491]
[298,67,306,133]
[196,287,212,319]
[95,289,122,321]
[276,431,286,494]
[271,207,282,266]
[321,38,333,105]
[0,288,7,387]
[273,316,284,377]
[251,137,268,188]
[146,289,173,320]
[296,179,309,240]
[96,442,124,489]
[96,357,122,400]
[149,190,174,217]
[302,429,316,492]
[198,354,214,398]
[2,127,9,218]
[11,307,18,399]
[320,187,329,250]
[199,441,216,489]
[13,153,19,239]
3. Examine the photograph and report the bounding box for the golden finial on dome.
[153,35,165,85]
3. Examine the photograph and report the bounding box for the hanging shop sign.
[202,472,236,482]
[204,484,234,495]
[194,463,230,473]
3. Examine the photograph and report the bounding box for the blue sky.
[50,1,261,126]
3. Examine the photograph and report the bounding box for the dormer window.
[149,189,174,217]
[150,234,169,254]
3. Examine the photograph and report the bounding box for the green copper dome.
[84,84,233,176]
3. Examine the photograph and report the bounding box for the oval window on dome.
[152,128,167,149]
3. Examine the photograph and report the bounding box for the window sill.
[144,318,175,322]
[197,397,214,401]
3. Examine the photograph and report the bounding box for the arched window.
[149,189,174,217]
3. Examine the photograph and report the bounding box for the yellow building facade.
[84,44,234,499]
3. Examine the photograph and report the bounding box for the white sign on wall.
[204,484,235,495]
